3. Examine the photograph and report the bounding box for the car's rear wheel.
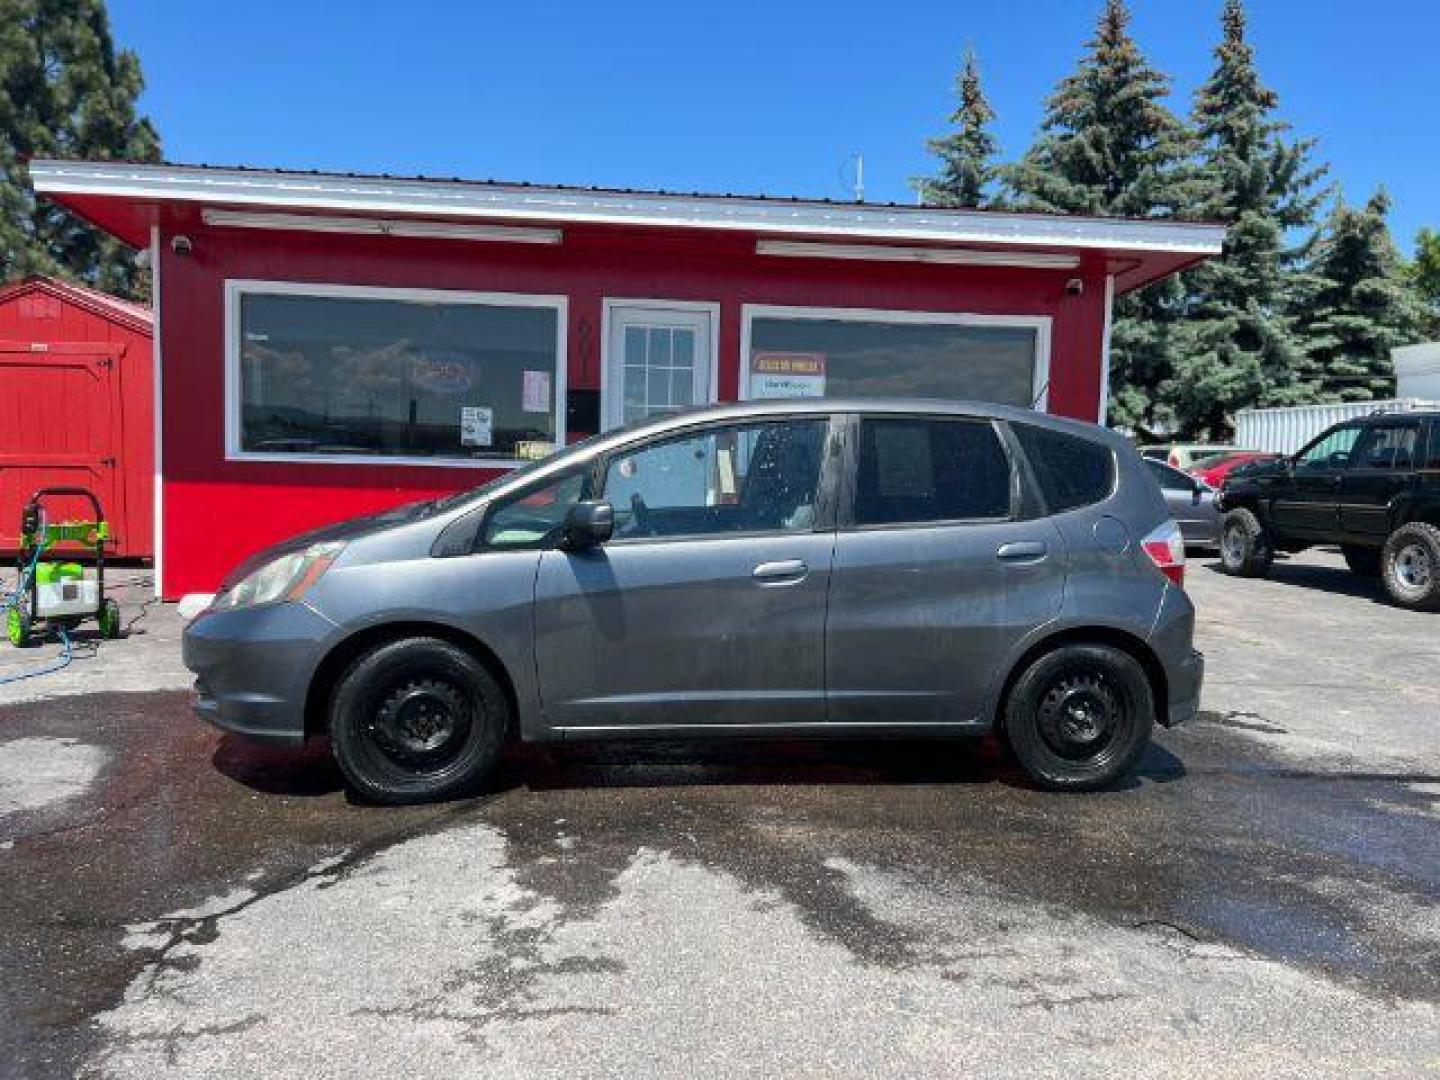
[1341,545,1381,578]
[1380,523,1440,611]
[328,636,508,804]
[1002,644,1154,791]
[1219,508,1273,578]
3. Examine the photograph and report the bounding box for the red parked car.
[1187,450,1280,488]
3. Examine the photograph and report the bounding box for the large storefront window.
[229,283,564,464]
[743,308,1047,409]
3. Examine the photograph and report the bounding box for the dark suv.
[1217,412,1440,610]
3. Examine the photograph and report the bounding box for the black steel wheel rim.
[1036,670,1124,761]
[366,676,473,770]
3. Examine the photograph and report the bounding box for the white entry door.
[604,301,717,430]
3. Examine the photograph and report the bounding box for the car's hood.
[217,501,428,591]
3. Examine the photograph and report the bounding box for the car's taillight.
[1142,519,1186,587]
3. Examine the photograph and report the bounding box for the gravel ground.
[1,548,1437,1079]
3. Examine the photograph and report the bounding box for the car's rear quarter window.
[1013,423,1115,513]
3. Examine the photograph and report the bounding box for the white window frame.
[739,304,1052,412]
[599,298,721,431]
[223,279,568,468]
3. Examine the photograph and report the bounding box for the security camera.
[1065,277,1084,296]
[171,235,193,256]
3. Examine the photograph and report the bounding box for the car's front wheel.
[1002,644,1154,791]
[1380,522,1440,611]
[1219,508,1273,578]
[328,636,508,804]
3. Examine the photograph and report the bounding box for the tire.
[6,603,32,648]
[328,636,508,804]
[1341,545,1381,578]
[1219,508,1273,578]
[98,598,122,639]
[1380,522,1440,612]
[1002,644,1155,792]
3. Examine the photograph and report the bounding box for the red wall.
[155,220,1108,596]
[0,285,153,560]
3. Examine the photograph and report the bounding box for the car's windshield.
[415,431,609,518]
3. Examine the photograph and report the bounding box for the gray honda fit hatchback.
[184,400,1202,803]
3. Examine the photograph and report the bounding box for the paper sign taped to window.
[751,352,826,398]
[460,406,493,447]
[522,370,551,413]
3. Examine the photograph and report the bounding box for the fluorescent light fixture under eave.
[201,209,562,244]
[755,240,1080,270]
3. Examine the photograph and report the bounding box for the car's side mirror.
[1191,482,1204,505]
[559,500,614,551]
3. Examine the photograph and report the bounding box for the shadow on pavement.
[211,731,1188,800]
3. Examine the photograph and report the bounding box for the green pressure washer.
[5,487,121,648]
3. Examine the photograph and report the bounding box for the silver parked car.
[1143,458,1222,550]
[184,400,1203,802]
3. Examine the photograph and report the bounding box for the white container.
[1393,343,1440,400]
[36,575,100,618]
[1234,399,1440,455]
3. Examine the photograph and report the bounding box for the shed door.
[0,347,123,552]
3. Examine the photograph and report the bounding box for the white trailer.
[1393,343,1440,400]
[1234,399,1440,454]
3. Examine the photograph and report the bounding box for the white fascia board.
[30,160,1227,256]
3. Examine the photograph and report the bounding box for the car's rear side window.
[1013,423,1115,513]
[854,418,1011,526]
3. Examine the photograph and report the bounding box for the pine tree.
[912,46,1000,209]
[0,0,161,298]
[1408,227,1440,338]
[1003,0,1197,433]
[1168,0,1328,436]
[1296,190,1423,401]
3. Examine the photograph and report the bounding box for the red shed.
[30,160,1223,600]
[0,275,153,559]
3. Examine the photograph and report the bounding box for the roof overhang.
[29,160,1226,293]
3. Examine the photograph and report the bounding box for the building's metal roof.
[28,159,1227,257]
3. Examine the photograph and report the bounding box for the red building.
[30,160,1222,600]
[0,274,153,559]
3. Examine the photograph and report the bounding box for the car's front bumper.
[182,601,338,745]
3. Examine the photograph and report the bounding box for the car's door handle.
[752,559,808,582]
[996,541,1048,562]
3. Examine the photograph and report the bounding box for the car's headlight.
[213,542,345,610]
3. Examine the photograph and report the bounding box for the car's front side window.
[482,470,589,549]
[1296,426,1362,471]
[601,419,827,541]
[854,417,1012,526]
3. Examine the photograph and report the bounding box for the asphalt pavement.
[1,550,1437,1078]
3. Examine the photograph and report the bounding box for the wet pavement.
[2,550,1438,1077]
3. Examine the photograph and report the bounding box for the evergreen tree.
[1296,190,1423,401]
[912,45,1000,209]
[1168,0,1328,436]
[0,0,161,298]
[1003,0,1197,433]
[1408,227,1440,338]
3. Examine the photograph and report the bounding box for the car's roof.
[611,397,1114,439]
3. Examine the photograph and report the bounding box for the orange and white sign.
[750,351,826,399]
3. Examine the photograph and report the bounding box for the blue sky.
[109,0,1437,248]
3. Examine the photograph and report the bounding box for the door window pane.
[603,420,826,540]
[1297,426,1362,471]
[237,290,560,461]
[483,471,587,549]
[620,324,701,425]
[855,418,1011,525]
[748,315,1039,407]
[1353,424,1420,469]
